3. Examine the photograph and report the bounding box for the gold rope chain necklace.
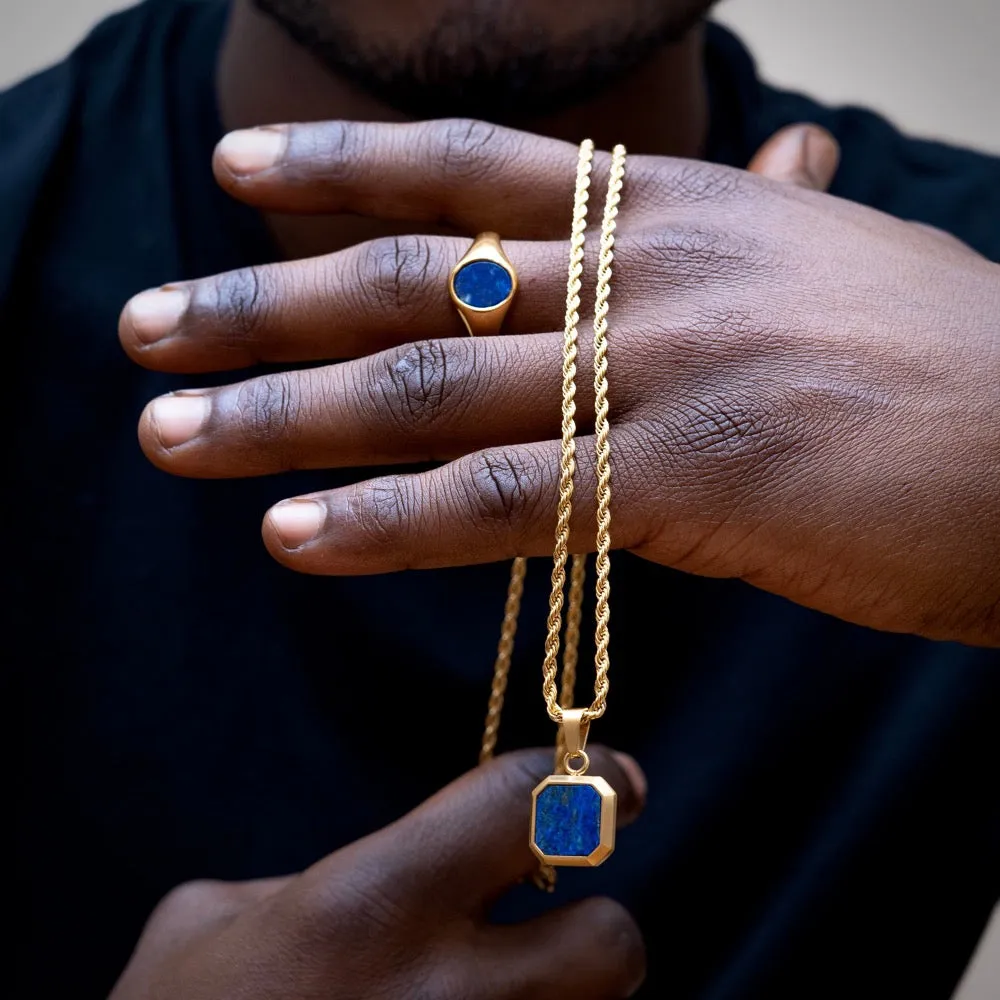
[479,140,627,881]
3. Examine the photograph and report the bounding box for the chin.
[251,0,715,119]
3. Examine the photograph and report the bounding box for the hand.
[109,747,646,1000]
[120,119,1000,646]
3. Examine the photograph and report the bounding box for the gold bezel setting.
[529,773,617,868]
[448,231,518,336]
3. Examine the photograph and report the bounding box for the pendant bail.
[562,708,590,757]
[560,708,591,776]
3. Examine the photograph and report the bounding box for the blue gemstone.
[533,782,602,857]
[453,260,513,309]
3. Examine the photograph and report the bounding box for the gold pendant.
[529,709,617,868]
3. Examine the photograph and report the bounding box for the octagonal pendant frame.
[529,773,617,868]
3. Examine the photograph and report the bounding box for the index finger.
[212,118,769,239]
[322,746,645,914]
[213,118,585,238]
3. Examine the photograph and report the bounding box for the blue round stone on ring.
[452,260,514,310]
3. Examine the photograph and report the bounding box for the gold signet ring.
[449,232,518,337]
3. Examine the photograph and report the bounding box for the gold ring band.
[449,232,518,337]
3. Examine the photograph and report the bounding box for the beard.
[250,0,716,120]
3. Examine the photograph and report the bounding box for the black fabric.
[7,3,999,997]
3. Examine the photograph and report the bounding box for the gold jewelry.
[478,140,627,878]
[449,232,518,336]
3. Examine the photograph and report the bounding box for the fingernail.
[127,288,188,345]
[612,751,648,808]
[217,128,286,175]
[268,500,326,549]
[803,128,839,188]
[148,394,210,449]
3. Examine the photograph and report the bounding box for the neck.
[217,0,709,259]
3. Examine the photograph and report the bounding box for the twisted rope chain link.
[541,139,595,723]
[588,142,626,721]
[479,556,527,765]
[480,139,625,761]
[559,552,587,710]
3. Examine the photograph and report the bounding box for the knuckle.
[643,392,801,482]
[367,339,456,431]
[234,370,303,450]
[661,305,796,369]
[156,879,224,916]
[211,265,273,347]
[351,476,414,551]
[462,448,544,533]
[638,373,881,490]
[436,118,514,181]
[356,235,437,314]
[677,395,775,460]
[147,879,230,933]
[678,305,779,355]
[660,161,746,204]
[622,226,771,290]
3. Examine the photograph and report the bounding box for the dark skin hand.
[121,119,1000,647]
[108,747,647,1000]
[106,128,834,1000]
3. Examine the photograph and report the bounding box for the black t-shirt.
[7,2,999,997]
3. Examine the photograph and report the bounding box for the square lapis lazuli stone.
[533,782,602,857]
[452,260,513,309]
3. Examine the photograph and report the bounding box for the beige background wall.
[1,1,997,998]
[717,0,1000,154]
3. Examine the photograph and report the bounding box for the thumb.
[748,123,841,191]
[328,745,647,915]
